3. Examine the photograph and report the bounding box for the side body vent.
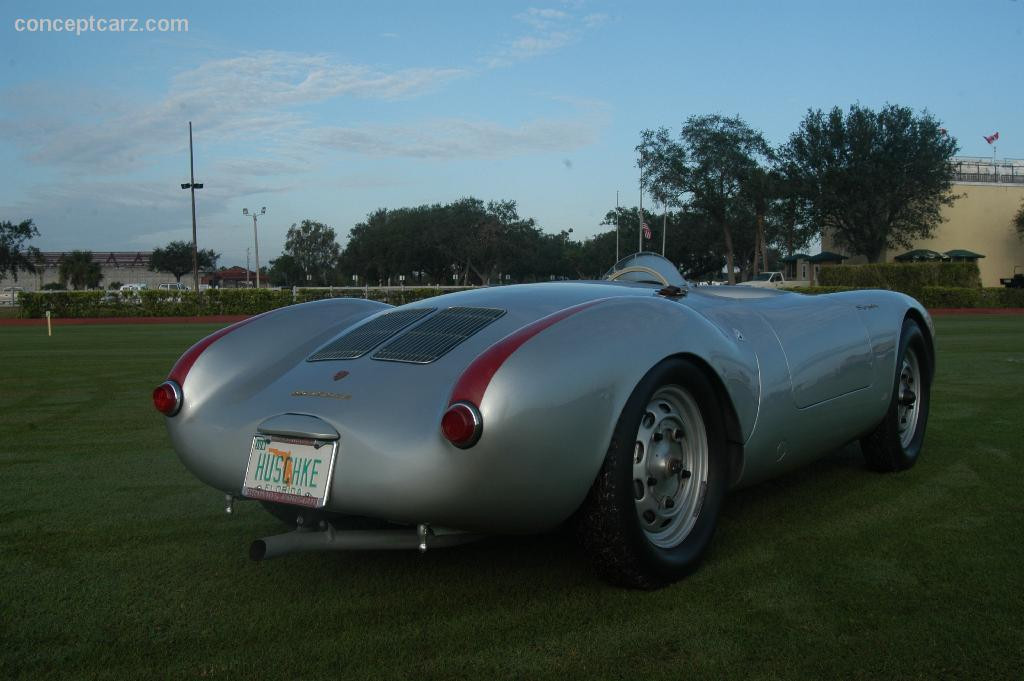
[307,308,436,361]
[372,307,506,364]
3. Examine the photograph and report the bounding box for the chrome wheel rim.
[897,347,922,448]
[632,385,709,548]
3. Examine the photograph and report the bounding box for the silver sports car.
[155,253,934,588]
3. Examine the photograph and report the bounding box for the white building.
[0,251,181,291]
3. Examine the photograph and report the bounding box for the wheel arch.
[671,352,746,488]
[903,308,936,379]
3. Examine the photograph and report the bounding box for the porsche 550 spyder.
[155,253,934,588]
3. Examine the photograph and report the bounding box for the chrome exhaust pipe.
[250,523,482,561]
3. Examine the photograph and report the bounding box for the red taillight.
[441,401,482,448]
[153,380,182,416]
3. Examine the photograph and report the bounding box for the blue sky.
[2,0,1022,267]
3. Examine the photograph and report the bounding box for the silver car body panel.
[164,273,931,534]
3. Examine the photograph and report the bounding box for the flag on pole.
[642,222,652,240]
[984,132,999,144]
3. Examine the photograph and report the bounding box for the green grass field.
[1,317,1021,680]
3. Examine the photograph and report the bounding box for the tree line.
[267,103,961,286]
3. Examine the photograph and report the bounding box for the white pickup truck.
[738,272,789,288]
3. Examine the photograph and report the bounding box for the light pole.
[242,207,265,288]
[180,121,204,292]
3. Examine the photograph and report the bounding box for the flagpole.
[661,201,667,256]
[638,165,643,255]
[615,190,620,263]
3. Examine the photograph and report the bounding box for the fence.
[951,157,1024,184]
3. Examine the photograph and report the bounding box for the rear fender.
[470,296,758,528]
[172,297,389,421]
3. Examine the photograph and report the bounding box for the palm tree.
[58,251,102,290]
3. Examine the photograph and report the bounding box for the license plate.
[241,434,337,508]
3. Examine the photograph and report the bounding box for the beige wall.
[914,183,1023,286]
[0,265,177,292]
[823,182,1024,287]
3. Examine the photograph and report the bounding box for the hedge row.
[817,262,981,297]
[918,286,1024,309]
[17,287,473,319]
[17,281,1023,318]
[790,285,1024,308]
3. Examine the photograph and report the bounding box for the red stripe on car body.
[448,299,610,407]
[168,313,267,385]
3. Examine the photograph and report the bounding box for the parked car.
[155,253,934,588]
[0,286,25,306]
[738,271,787,288]
[159,282,188,291]
[120,283,148,292]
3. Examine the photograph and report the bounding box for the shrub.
[918,286,981,308]
[770,284,1024,309]
[919,286,1024,308]
[818,262,981,299]
[18,286,476,318]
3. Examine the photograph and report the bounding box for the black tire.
[860,317,932,472]
[576,358,729,589]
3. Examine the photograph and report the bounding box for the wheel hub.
[632,386,710,548]
[896,348,922,448]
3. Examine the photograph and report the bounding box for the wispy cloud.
[312,115,603,159]
[2,51,465,171]
[485,5,606,67]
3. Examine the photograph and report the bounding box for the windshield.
[753,273,773,281]
[603,252,687,287]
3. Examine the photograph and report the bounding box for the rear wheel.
[861,318,932,471]
[577,358,728,589]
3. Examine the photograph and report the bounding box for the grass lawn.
[1,317,1021,680]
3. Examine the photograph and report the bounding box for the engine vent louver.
[372,307,506,364]
[307,308,436,361]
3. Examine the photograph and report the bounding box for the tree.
[739,166,777,277]
[285,220,341,286]
[771,174,819,258]
[150,241,219,283]
[58,251,103,290]
[639,115,773,283]
[0,219,41,282]
[338,199,552,286]
[267,254,304,287]
[781,103,959,263]
[1014,200,1024,241]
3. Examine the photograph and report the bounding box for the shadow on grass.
[240,441,876,595]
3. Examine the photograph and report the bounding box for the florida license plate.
[241,434,337,508]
